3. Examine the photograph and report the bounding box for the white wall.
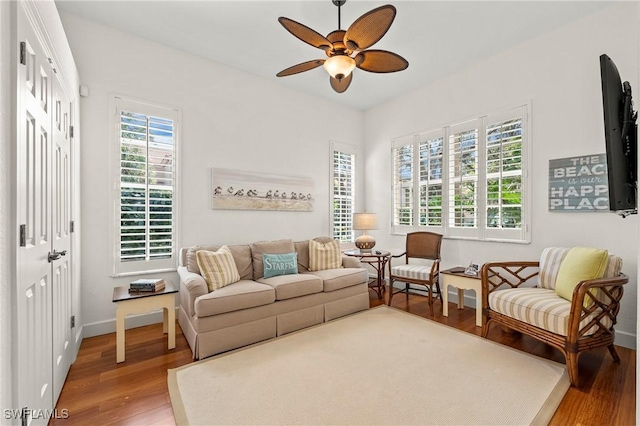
[58,12,365,332]
[0,0,14,419]
[364,3,639,348]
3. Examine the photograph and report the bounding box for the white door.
[16,6,75,423]
[51,69,73,401]
[16,10,54,424]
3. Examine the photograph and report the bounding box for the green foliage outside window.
[119,110,174,262]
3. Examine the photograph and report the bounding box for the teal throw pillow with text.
[263,252,298,278]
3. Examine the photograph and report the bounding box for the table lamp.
[353,213,378,251]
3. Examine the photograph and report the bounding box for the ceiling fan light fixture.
[277,1,408,93]
[323,55,356,80]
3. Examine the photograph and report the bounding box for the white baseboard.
[82,308,179,339]
[615,330,637,350]
[390,283,637,350]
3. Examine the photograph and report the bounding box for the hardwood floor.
[51,290,636,425]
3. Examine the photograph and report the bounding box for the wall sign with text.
[548,154,609,212]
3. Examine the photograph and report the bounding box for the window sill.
[111,267,177,278]
[389,232,530,245]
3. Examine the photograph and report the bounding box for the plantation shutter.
[115,97,180,275]
[331,143,356,242]
[418,130,444,228]
[448,121,479,238]
[392,137,414,231]
[485,106,527,241]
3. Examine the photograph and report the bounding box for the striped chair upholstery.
[391,264,433,281]
[488,287,612,336]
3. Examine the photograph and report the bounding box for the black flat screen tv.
[600,54,638,216]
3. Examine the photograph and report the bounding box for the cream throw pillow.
[555,247,608,304]
[308,239,342,271]
[196,246,240,292]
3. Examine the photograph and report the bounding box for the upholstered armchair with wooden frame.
[481,248,627,387]
[387,232,443,315]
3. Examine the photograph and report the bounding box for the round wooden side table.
[343,249,391,299]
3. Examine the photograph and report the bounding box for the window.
[419,132,444,227]
[485,117,523,231]
[392,138,413,226]
[448,122,479,237]
[331,143,356,242]
[113,97,180,275]
[391,105,528,242]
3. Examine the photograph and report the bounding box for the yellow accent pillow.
[308,239,342,271]
[555,247,608,304]
[196,246,240,292]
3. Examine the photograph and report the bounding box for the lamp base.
[355,234,375,252]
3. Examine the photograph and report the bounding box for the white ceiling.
[54,0,612,111]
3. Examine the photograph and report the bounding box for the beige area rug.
[168,306,569,425]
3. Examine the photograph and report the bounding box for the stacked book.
[129,278,165,293]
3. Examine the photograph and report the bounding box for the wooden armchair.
[481,251,627,387]
[387,232,442,315]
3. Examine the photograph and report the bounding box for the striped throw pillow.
[308,239,342,271]
[539,247,570,290]
[603,255,623,278]
[196,246,240,292]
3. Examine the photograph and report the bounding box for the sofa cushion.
[251,239,295,279]
[196,247,241,291]
[307,268,369,292]
[555,247,608,303]
[257,274,322,300]
[187,244,253,280]
[488,287,612,337]
[263,252,298,279]
[294,240,311,272]
[194,280,276,317]
[309,239,341,271]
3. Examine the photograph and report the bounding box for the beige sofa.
[177,237,370,360]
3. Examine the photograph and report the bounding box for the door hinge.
[48,58,57,74]
[19,224,26,247]
[70,125,74,138]
[70,316,75,328]
[19,42,26,65]
[70,220,75,233]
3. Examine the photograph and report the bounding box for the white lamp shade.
[353,213,378,230]
[323,55,356,80]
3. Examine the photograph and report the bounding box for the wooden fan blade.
[276,59,325,77]
[355,50,408,73]
[344,5,396,51]
[330,73,352,93]
[278,17,332,51]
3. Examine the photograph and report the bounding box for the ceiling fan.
[276,0,409,93]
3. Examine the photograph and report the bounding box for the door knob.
[48,250,67,263]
